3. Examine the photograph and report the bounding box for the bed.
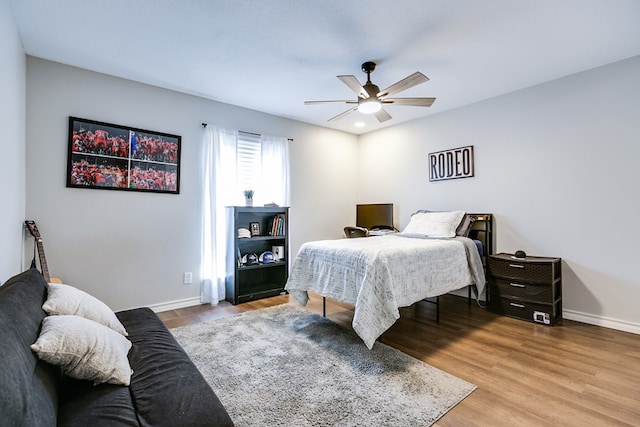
[285,211,492,348]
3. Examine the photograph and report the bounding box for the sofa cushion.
[0,268,60,427]
[43,282,128,336]
[31,315,133,385]
[118,307,234,426]
[58,377,139,427]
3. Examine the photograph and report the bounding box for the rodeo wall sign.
[428,145,474,182]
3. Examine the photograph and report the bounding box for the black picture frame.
[428,145,474,182]
[66,116,181,194]
[250,222,260,236]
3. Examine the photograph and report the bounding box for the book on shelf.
[268,214,286,236]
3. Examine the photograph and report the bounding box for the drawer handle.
[509,264,525,269]
[509,283,526,288]
[509,302,525,308]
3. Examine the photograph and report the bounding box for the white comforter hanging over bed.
[285,234,485,349]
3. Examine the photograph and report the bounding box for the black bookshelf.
[225,206,289,304]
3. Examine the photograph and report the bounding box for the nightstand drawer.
[490,278,554,301]
[488,257,559,284]
[490,297,561,325]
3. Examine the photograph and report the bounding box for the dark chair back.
[344,226,369,238]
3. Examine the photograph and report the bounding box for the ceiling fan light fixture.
[305,61,434,123]
[358,99,381,114]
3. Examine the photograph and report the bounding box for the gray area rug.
[170,304,475,426]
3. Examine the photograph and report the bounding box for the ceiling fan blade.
[382,97,436,107]
[337,75,368,98]
[304,100,357,105]
[378,72,429,98]
[374,108,392,123]
[328,106,358,122]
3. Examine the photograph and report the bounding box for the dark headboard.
[467,213,494,266]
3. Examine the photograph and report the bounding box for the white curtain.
[201,126,290,305]
[201,126,237,305]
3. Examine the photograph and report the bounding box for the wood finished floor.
[158,294,640,426]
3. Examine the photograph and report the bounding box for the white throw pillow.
[402,211,466,237]
[31,315,133,385]
[43,283,128,336]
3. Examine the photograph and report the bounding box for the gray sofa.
[0,268,234,426]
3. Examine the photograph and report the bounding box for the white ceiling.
[9,0,640,135]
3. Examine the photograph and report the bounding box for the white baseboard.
[563,309,640,335]
[147,297,203,313]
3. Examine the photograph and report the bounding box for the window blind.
[237,131,261,193]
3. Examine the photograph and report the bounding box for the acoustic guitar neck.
[24,220,61,283]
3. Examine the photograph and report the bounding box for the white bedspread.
[285,234,485,349]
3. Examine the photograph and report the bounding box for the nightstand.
[488,253,562,325]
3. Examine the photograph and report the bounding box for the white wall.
[0,0,26,283]
[25,57,357,310]
[358,56,640,332]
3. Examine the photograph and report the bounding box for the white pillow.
[31,315,133,386]
[43,283,128,336]
[402,211,466,237]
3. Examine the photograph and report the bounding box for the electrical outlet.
[183,272,192,284]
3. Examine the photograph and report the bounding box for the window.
[236,132,261,197]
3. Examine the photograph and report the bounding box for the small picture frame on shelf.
[249,222,260,236]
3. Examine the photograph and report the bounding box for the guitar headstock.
[25,220,42,239]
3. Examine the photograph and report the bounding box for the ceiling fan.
[304,61,436,123]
